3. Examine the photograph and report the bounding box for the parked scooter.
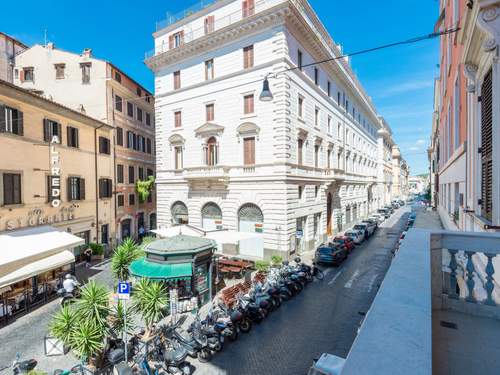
[161,320,213,363]
[217,301,252,334]
[1,353,38,375]
[235,294,266,324]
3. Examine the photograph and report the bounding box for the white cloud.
[409,146,420,151]
[416,139,426,145]
[377,80,434,98]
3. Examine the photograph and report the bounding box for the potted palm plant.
[111,238,143,283]
[131,278,168,340]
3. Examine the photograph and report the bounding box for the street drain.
[440,321,458,330]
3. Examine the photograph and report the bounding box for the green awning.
[130,257,192,280]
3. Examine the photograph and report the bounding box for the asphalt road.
[191,206,410,375]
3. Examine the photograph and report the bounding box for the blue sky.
[3,0,438,174]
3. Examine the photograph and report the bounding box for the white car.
[345,230,365,244]
[354,223,375,237]
[370,214,384,224]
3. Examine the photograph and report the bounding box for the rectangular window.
[175,146,183,169]
[146,138,152,154]
[206,103,215,122]
[481,69,493,221]
[3,173,21,205]
[67,126,79,148]
[205,59,214,80]
[128,166,135,183]
[243,45,254,69]
[1,106,23,135]
[115,95,122,112]
[129,193,136,206]
[243,137,255,165]
[68,177,85,201]
[115,71,122,83]
[454,75,460,150]
[138,167,144,180]
[145,113,151,126]
[314,68,319,85]
[298,50,303,71]
[173,71,181,90]
[55,64,65,79]
[242,0,255,17]
[204,15,215,34]
[99,136,111,154]
[116,127,123,146]
[174,111,182,128]
[117,164,124,183]
[314,145,319,167]
[81,63,91,84]
[147,168,154,177]
[117,194,124,207]
[127,102,134,117]
[327,149,331,169]
[127,131,134,148]
[137,107,143,122]
[99,178,112,198]
[173,31,184,48]
[22,67,34,82]
[43,119,62,142]
[337,91,341,105]
[297,139,303,165]
[244,94,254,114]
[298,185,303,200]
[136,87,142,97]
[298,96,304,118]
[327,116,332,134]
[327,81,331,97]
[315,107,320,127]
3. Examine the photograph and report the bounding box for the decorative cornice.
[194,122,224,137]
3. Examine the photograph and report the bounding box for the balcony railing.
[156,0,219,31]
[341,228,500,375]
[183,165,230,181]
[146,0,270,59]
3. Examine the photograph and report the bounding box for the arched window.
[205,137,218,166]
[171,201,188,224]
[238,203,264,233]
[201,202,222,230]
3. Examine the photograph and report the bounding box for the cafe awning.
[130,257,192,281]
[0,250,75,289]
[0,225,83,278]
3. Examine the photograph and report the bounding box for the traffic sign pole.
[117,282,130,365]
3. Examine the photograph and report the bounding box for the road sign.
[117,282,130,300]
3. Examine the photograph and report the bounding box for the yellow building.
[0,78,115,287]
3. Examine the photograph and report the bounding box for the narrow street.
[191,206,410,375]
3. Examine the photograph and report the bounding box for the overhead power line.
[0,27,459,127]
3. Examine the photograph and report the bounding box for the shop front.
[0,226,84,323]
[129,235,216,311]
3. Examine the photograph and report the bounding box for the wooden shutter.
[244,137,255,165]
[19,70,24,82]
[298,139,303,165]
[17,110,23,136]
[80,178,86,200]
[67,127,72,147]
[169,35,174,49]
[12,174,21,204]
[481,69,493,221]
[0,105,5,132]
[99,179,104,199]
[67,177,73,201]
[243,0,248,17]
[43,119,50,142]
[57,122,62,142]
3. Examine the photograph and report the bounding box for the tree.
[111,238,142,282]
[131,278,168,336]
[69,320,104,362]
[76,281,111,333]
[109,300,135,339]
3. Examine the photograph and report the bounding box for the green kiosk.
[129,235,216,308]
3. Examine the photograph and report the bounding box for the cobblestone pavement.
[0,207,411,374]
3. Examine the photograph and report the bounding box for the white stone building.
[147,0,400,258]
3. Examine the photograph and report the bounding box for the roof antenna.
[44,28,47,46]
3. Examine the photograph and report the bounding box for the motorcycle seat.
[164,347,188,363]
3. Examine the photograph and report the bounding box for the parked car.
[307,353,345,375]
[361,219,378,230]
[398,199,405,206]
[407,212,417,227]
[377,208,390,219]
[333,236,355,252]
[354,223,374,237]
[391,201,400,209]
[370,214,384,224]
[345,230,365,244]
[315,243,348,266]
[384,205,395,214]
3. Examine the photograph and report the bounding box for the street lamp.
[259,75,273,102]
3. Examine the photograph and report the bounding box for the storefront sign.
[2,206,76,231]
[49,135,62,208]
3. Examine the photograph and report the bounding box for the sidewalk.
[413,206,444,230]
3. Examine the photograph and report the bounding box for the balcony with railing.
[340,225,500,375]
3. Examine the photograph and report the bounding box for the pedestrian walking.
[84,247,92,268]
[139,225,145,240]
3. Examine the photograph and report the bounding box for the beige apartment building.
[13,43,156,242]
[0,78,114,264]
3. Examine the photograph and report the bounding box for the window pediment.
[237,122,260,141]
[195,122,224,137]
[168,134,185,144]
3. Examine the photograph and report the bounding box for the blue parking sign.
[118,282,130,300]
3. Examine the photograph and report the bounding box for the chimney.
[82,48,92,58]
[47,42,55,50]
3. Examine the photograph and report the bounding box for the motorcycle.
[204,306,239,342]
[1,353,37,375]
[217,301,251,334]
[161,320,213,363]
[189,314,224,353]
[235,294,266,323]
[267,269,293,301]
[56,276,80,306]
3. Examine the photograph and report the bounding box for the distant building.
[13,43,156,243]
[408,176,427,195]
[0,32,27,83]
